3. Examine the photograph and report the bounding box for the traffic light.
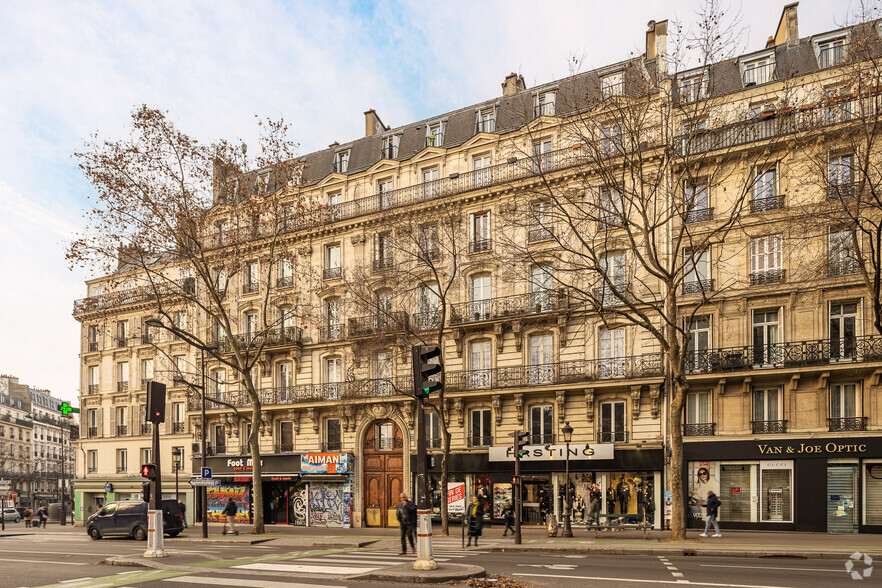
[515,432,530,458]
[141,481,151,503]
[141,463,157,480]
[146,382,166,423]
[412,345,442,396]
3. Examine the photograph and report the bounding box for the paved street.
[0,527,876,588]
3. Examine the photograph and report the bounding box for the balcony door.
[277,362,293,402]
[752,310,779,366]
[686,316,710,372]
[530,265,554,311]
[470,275,492,320]
[600,328,625,377]
[830,302,858,361]
[468,340,491,390]
[529,405,553,444]
[753,388,781,432]
[599,401,626,443]
[527,334,553,384]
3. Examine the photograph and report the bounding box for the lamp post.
[562,421,574,538]
[172,448,181,503]
[145,317,208,539]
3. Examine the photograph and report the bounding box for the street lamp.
[562,421,574,538]
[172,448,182,504]
[144,317,208,539]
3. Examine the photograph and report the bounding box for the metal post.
[201,346,208,539]
[563,440,572,537]
[413,397,437,570]
[514,429,522,545]
[60,420,67,526]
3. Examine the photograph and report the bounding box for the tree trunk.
[668,368,688,541]
[440,427,451,536]
[250,401,265,534]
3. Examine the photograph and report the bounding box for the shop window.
[760,464,793,522]
[325,418,342,452]
[529,405,554,444]
[865,464,882,525]
[469,408,492,446]
[599,401,627,443]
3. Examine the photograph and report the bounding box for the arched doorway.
[363,419,404,527]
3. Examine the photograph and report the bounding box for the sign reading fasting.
[489,443,614,462]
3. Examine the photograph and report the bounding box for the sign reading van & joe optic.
[300,453,351,474]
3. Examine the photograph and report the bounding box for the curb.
[356,563,485,584]
[490,545,882,560]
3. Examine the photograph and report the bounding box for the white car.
[1,508,20,523]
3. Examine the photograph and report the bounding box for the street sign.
[188,478,220,487]
[201,467,212,479]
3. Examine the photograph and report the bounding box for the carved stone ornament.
[556,390,567,423]
[584,388,595,423]
[260,413,271,436]
[649,384,661,419]
[297,245,312,256]
[350,233,366,245]
[557,315,568,344]
[453,329,464,357]
[514,394,524,427]
[492,395,502,426]
[630,385,642,419]
[512,321,523,351]
[370,403,391,420]
[400,401,415,430]
[494,323,505,353]
[288,410,300,434]
[453,398,464,427]
[308,408,319,433]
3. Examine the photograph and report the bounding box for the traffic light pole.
[414,396,437,570]
[514,429,522,545]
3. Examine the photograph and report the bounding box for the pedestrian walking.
[465,495,484,547]
[395,492,417,555]
[37,506,48,528]
[699,490,722,537]
[501,499,515,536]
[222,498,239,535]
[178,500,187,529]
[587,484,602,527]
[23,508,33,528]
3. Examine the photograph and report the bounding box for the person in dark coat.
[588,484,602,527]
[501,499,515,536]
[699,490,721,537]
[37,506,48,528]
[395,493,417,555]
[178,500,187,529]
[222,498,239,535]
[466,495,484,547]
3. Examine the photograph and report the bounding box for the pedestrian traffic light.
[412,345,442,396]
[515,432,530,458]
[141,463,157,480]
[141,481,151,504]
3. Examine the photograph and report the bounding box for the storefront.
[73,480,193,526]
[197,452,353,528]
[414,444,664,529]
[684,437,882,533]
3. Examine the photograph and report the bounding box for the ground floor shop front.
[414,445,664,529]
[684,437,882,533]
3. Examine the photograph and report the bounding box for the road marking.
[233,562,379,574]
[291,556,415,565]
[59,580,93,584]
[0,558,88,565]
[517,563,579,570]
[698,564,842,572]
[513,573,793,587]
[164,576,346,587]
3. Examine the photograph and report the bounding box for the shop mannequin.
[606,485,615,514]
[616,475,631,514]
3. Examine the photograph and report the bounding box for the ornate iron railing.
[468,435,493,447]
[73,277,195,314]
[242,281,259,295]
[598,430,628,443]
[827,183,856,200]
[751,420,787,434]
[372,256,394,271]
[528,226,554,243]
[750,269,786,285]
[829,260,859,277]
[449,289,568,325]
[469,238,492,253]
[684,207,714,224]
[318,323,344,342]
[828,416,867,432]
[141,423,151,435]
[87,384,98,395]
[116,425,127,436]
[348,312,408,338]
[276,275,294,288]
[683,423,715,436]
[173,422,185,433]
[750,194,786,213]
[323,266,342,280]
[682,279,714,295]
[412,310,441,331]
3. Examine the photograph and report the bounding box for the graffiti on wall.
[308,483,349,527]
[207,485,251,523]
[292,486,308,526]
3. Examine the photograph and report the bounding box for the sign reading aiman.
[488,443,614,462]
[447,481,466,515]
[301,453,351,474]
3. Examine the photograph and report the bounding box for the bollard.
[413,508,438,571]
[143,510,167,558]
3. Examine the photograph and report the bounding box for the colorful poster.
[206,484,251,523]
[308,482,348,527]
[688,462,720,521]
[448,481,465,515]
[301,453,350,474]
[492,483,512,518]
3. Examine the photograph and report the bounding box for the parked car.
[2,507,21,523]
[86,500,183,540]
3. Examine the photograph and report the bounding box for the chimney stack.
[768,2,799,47]
[502,73,526,96]
[364,109,388,137]
[645,20,668,81]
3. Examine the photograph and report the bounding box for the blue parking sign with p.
[201,467,212,479]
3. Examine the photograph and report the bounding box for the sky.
[0,0,849,402]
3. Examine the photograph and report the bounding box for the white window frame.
[686,391,712,425]
[468,339,492,390]
[426,121,446,147]
[469,408,492,446]
[599,400,627,442]
[333,150,350,173]
[750,235,783,273]
[601,72,624,98]
[476,107,496,132]
[529,404,554,443]
[741,54,775,87]
[534,91,556,116]
[600,327,626,377]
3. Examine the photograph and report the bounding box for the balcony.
[750,195,785,213]
[685,207,714,224]
[87,341,99,352]
[277,275,294,288]
[140,378,151,390]
[682,279,715,295]
[828,416,867,432]
[450,289,568,325]
[242,281,259,295]
[827,183,855,200]
[348,312,408,338]
[73,277,195,315]
[116,425,127,436]
[173,422,185,433]
[683,423,715,436]
[88,427,98,438]
[752,420,787,434]
[318,323,344,343]
[116,382,129,393]
[266,326,304,347]
[469,239,492,254]
[743,63,776,87]
[750,269,786,286]
[141,423,152,435]
[446,355,664,392]
[87,384,98,395]
[468,435,493,447]
[115,337,128,349]
[599,430,628,443]
[381,146,398,159]
[829,259,859,277]
[413,310,441,331]
[323,266,342,280]
[372,256,394,272]
[425,133,444,147]
[528,226,554,243]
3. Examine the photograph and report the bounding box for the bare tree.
[68,106,312,533]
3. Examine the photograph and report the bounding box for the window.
[752,310,780,366]
[601,72,624,98]
[470,212,491,252]
[116,320,129,348]
[381,134,400,159]
[140,359,153,389]
[686,316,711,373]
[830,383,859,420]
[212,268,227,292]
[421,167,440,200]
[87,408,98,436]
[469,408,492,446]
[87,325,99,351]
[600,253,626,305]
[743,57,774,86]
[325,357,342,400]
[529,405,554,443]
[375,178,395,209]
[830,302,858,360]
[828,154,854,197]
[599,401,627,443]
[468,340,492,389]
[531,139,553,173]
[601,124,623,155]
[818,37,846,68]
[683,249,711,293]
[116,362,129,392]
[528,200,553,242]
[88,366,99,393]
[684,182,709,223]
[534,91,555,116]
[530,265,555,311]
[527,333,553,384]
[373,351,392,396]
[750,235,784,284]
[323,298,341,341]
[326,192,342,221]
[172,402,185,433]
[374,232,393,270]
[242,261,258,294]
[417,284,440,330]
[685,391,712,427]
[600,328,625,377]
[752,167,779,210]
[244,312,258,342]
[280,306,296,338]
[172,310,186,333]
[116,449,127,473]
[277,258,293,287]
[211,369,226,402]
[418,224,439,261]
[679,74,705,103]
[173,355,187,383]
[88,450,97,472]
[324,244,341,279]
[278,420,294,452]
[753,387,781,429]
[426,121,446,147]
[324,418,342,451]
[213,423,226,454]
[599,188,623,228]
[469,275,492,320]
[277,361,293,396]
[333,150,350,173]
[473,154,492,187]
[424,410,441,449]
[476,107,496,133]
[141,447,152,464]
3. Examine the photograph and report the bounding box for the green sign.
[58,402,79,416]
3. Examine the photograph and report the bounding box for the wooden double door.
[363,420,404,527]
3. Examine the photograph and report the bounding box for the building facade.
[30,387,76,508]
[73,4,882,533]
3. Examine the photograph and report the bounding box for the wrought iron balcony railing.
[323,266,342,280]
[685,335,882,374]
[750,194,786,213]
[87,341,99,352]
[449,289,568,325]
[242,281,259,295]
[412,309,441,331]
[828,416,867,432]
[598,430,628,443]
[116,425,127,436]
[751,420,787,434]
[318,323,344,343]
[348,312,408,338]
[683,423,715,436]
[750,269,786,286]
[87,384,98,395]
[117,382,129,393]
[141,423,152,435]
[172,422,185,433]
[684,207,714,224]
[372,256,394,271]
[73,277,195,314]
[276,275,294,288]
[88,427,98,438]
[682,279,714,295]
[829,259,859,277]
[468,435,493,447]
[528,226,554,243]
[469,238,492,253]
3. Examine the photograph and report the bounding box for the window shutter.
[750,239,759,272]
[110,407,116,433]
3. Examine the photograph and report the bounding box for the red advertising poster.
[447,482,465,515]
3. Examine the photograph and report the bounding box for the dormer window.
[426,122,446,147]
[533,92,555,117]
[817,36,847,69]
[333,150,350,173]
[476,107,496,133]
[678,73,706,104]
[742,56,775,87]
[381,135,400,159]
[601,73,624,99]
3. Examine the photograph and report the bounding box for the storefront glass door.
[827,465,858,533]
[521,476,550,525]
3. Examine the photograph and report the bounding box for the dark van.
[86,500,183,540]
